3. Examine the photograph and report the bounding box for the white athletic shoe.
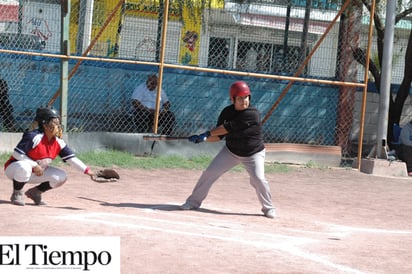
[10,190,25,206]
[180,202,197,210]
[264,209,276,219]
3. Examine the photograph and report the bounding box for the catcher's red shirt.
[4,129,75,169]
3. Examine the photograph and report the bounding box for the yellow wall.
[178,0,225,64]
[70,0,225,62]
[70,0,122,56]
[179,6,201,65]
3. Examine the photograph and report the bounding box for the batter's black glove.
[188,131,210,144]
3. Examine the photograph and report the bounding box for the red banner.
[0,4,19,22]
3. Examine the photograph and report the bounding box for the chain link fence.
[1,0,411,163]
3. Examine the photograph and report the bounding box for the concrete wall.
[0,132,224,158]
[0,132,343,167]
[352,91,412,147]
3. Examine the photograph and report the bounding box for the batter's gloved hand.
[188,134,200,143]
[188,131,210,144]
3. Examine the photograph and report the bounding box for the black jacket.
[217,104,264,157]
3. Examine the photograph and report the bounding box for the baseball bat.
[142,135,188,141]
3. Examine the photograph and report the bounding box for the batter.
[181,81,276,218]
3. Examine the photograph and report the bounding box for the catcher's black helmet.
[35,107,60,124]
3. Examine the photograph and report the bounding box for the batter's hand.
[188,134,200,143]
[188,131,210,144]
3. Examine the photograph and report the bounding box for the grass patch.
[265,162,295,173]
[0,150,295,173]
[304,160,329,170]
[0,153,9,164]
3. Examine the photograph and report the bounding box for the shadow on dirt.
[0,199,84,210]
[78,196,262,217]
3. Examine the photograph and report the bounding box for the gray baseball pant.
[186,145,275,212]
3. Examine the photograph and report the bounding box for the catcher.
[3,107,119,206]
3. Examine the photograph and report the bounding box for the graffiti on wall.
[134,37,156,60]
[26,9,52,47]
[181,30,199,64]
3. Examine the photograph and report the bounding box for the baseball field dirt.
[1,165,411,273]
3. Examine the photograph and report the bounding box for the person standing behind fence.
[398,121,412,176]
[0,78,16,131]
[131,74,176,135]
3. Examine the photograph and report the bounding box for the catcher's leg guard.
[10,190,25,206]
[25,187,46,206]
[13,179,26,191]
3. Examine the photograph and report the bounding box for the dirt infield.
[1,166,412,273]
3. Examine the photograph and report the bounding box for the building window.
[207,37,230,69]
[273,45,307,75]
[207,37,308,74]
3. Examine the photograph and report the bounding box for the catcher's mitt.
[91,169,120,183]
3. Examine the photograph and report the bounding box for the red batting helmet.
[229,81,251,99]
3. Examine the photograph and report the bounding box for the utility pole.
[376,0,396,158]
